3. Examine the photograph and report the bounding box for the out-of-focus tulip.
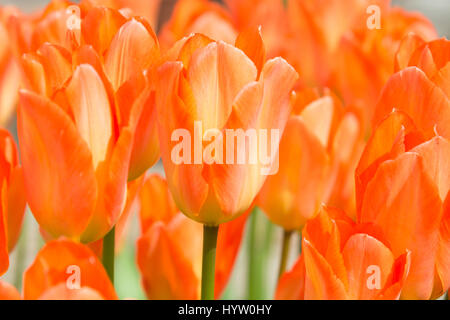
[395,36,449,97]
[18,7,164,242]
[81,0,162,29]
[257,88,364,229]
[356,67,450,299]
[156,30,298,225]
[159,0,287,58]
[0,129,26,276]
[276,206,411,300]
[23,239,117,300]
[137,174,247,299]
[159,0,236,49]
[0,7,22,126]
[286,0,437,130]
[0,281,20,300]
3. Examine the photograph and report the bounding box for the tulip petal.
[235,26,266,75]
[38,283,104,300]
[18,90,97,239]
[104,19,159,90]
[66,64,114,169]
[342,233,395,300]
[257,116,329,230]
[207,58,297,219]
[411,136,450,201]
[360,152,442,299]
[137,221,198,300]
[81,127,133,242]
[436,195,450,294]
[275,255,306,300]
[139,174,179,233]
[156,62,209,217]
[372,67,450,139]
[377,251,411,300]
[0,181,8,276]
[37,43,72,96]
[0,281,20,300]
[187,41,257,131]
[23,239,117,300]
[302,239,347,300]
[81,6,127,55]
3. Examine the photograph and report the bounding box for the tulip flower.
[0,129,26,276]
[159,0,287,57]
[81,0,162,29]
[395,36,449,97]
[20,6,161,181]
[0,281,20,300]
[159,0,237,49]
[0,7,23,126]
[286,0,437,130]
[256,87,363,277]
[276,206,411,300]
[136,174,247,299]
[257,88,364,231]
[17,5,165,245]
[23,239,117,300]
[156,29,297,298]
[356,67,450,299]
[18,62,132,244]
[157,30,297,225]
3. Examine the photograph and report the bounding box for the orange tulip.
[136,174,248,299]
[0,6,23,126]
[81,0,162,29]
[156,30,298,225]
[159,0,236,49]
[356,67,450,299]
[17,6,165,242]
[20,6,161,181]
[0,129,26,276]
[276,206,411,300]
[23,239,117,300]
[0,281,20,300]
[257,88,364,229]
[159,0,287,58]
[286,0,437,129]
[395,36,449,97]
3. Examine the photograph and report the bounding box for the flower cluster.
[0,0,448,301]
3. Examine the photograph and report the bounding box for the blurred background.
[0,0,449,300]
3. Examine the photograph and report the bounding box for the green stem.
[298,229,303,254]
[201,225,219,300]
[102,226,115,284]
[278,230,292,280]
[248,208,274,299]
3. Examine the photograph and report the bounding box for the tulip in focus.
[156,29,298,225]
[276,206,411,300]
[17,6,165,242]
[136,174,248,299]
[395,35,449,97]
[357,67,450,299]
